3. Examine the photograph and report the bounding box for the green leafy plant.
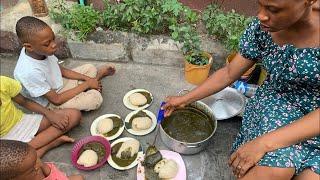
[169,23,209,65]
[103,0,162,34]
[203,4,253,52]
[49,0,100,40]
[102,0,207,65]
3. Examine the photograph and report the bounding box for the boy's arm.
[59,65,92,81]
[43,78,101,105]
[13,94,69,131]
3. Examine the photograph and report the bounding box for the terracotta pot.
[184,52,212,85]
[28,0,48,17]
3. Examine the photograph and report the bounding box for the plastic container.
[71,136,111,171]
[232,80,258,97]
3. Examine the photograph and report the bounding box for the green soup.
[161,107,214,143]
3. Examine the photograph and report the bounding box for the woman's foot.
[96,65,116,80]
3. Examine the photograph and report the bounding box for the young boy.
[13,16,115,111]
[0,140,84,180]
[0,76,81,157]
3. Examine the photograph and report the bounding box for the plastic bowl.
[71,136,111,170]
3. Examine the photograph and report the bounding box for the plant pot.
[226,52,256,80]
[184,52,212,85]
[28,0,48,17]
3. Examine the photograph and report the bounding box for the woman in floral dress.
[163,0,319,179]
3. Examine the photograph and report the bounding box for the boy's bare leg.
[96,65,115,80]
[29,109,81,149]
[36,135,74,158]
[68,175,85,180]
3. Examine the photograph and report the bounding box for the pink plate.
[137,150,186,180]
[71,136,111,171]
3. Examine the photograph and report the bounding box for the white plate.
[107,137,144,170]
[123,89,153,110]
[90,114,124,141]
[124,110,157,136]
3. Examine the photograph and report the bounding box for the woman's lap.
[232,88,319,175]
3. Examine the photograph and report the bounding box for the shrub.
[203,4,253,52]
[50,0,100,40]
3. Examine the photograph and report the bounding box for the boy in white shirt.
[14,16,115,111]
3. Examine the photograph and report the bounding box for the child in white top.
[14,16,115,111]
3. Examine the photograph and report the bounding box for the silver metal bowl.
[160,101,217,155]
[201,87,246,120]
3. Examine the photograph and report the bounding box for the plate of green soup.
[107,137,144,170]
[90,114,124,141]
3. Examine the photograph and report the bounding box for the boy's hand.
[86,78,102,92]
[47,111,69,131]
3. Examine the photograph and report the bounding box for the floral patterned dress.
[232,19,320,175]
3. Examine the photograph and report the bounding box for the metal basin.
[160,101,217,155]
[201,87,246,120]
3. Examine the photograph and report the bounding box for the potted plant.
[203,4,254,80]
[170,22,212,85]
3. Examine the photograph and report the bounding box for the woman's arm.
[163,53,256,116]
[229,108,320,178]
[13,94,69,131]
[262,108,319,151]
[59,65,91,81]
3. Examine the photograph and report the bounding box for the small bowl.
[71,136,111,171]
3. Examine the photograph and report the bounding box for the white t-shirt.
[14,48,63,107]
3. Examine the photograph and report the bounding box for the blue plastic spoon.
[152,102,165,145]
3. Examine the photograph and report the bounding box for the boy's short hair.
[16,16,49,43]
[0,140,30,180]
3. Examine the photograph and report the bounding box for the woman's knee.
[239,165,295,180]
[293,169,319,180]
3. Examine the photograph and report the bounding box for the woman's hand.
[228,138,268,178]
[162,96,188,117]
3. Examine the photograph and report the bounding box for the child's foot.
[96,65,116,80]
[52,135,75,147]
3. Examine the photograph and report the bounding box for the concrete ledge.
[68,40,128,62]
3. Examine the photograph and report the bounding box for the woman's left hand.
[228,138,269,178]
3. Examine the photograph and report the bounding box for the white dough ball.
[129,93,147,106]
[97,118,113,134]
[132,116,152,131]
[154,159,168,173]
[116,139,140,159]
[77,150,99,167]
[157,159,179,179]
